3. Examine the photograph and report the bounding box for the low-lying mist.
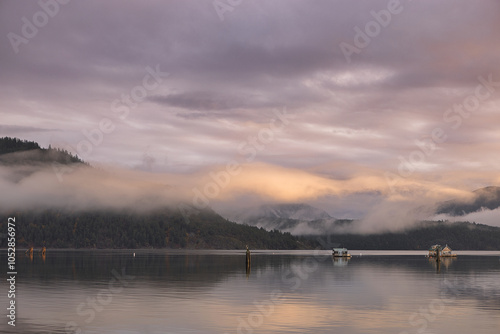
[1,151,498,233]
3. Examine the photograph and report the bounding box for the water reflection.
[428,256,457,273]
[331,256,350,267]
[440,269,500,312]
[0,251,498,334]
[246,246,251,278]
[24,247,48,263]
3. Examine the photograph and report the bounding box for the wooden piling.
[436,246,441,273]
[245,245,251,274]
[26,246,34,261]
[25,246,33,257]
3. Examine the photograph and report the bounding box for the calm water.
[1,250,499,334]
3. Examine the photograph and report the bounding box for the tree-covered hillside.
[437,186,500,216]
[0,137,41,153]
[1,137,499,250]
[0,208,312,250]
[0,136,86,165]
[0,137,311,249]
[306,221,500,250]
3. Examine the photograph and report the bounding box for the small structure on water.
[441,245,456,257]
[427,244,457,258]
[332,248,351,258]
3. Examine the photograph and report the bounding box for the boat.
[332,248,352,258]
[427,244,457,258]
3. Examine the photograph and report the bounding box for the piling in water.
[26,246,34,262]
[245,245,251,274]
[435,246,441,273]
[26,247,33,256]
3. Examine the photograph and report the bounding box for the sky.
[1,0,500,228]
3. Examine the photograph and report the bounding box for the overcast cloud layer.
[1,0,500,228]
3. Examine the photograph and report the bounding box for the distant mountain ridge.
[306,220,500,250]
[227,203,338,234]
[239,203,332,221]
[437,186,500,216]
[231,201,500,249]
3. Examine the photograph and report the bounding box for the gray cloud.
[1,0,500,227]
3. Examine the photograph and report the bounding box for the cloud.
[1,0,500,229]
[433,208,500,228]
[1,151,500,232]
[149,92,241,111]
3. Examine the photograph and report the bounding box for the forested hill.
[436,186,500,216]
[4,208,499,250]
[0,137,86,165]
[2,137,499,250]
[0,208,312,250]
[0,137,311,250]
[306,221,500,250]
[0,137,41,153]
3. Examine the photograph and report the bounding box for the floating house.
[332,248,351,258]
[441,245,457,257]
[427,244,457,258]
[427,244,440,257]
